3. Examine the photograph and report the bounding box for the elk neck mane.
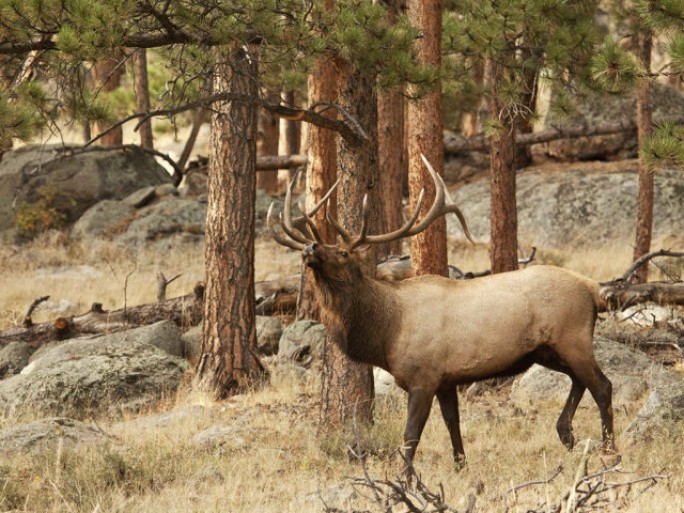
[312,270,397,369]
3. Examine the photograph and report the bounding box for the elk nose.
[303,243,318,256]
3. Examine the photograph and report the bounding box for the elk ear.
[354,244,375,266]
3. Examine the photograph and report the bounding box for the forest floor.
[0,232,683,512]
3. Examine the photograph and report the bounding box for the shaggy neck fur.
[312,269,397,370]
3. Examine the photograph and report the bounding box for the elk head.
[267,155,474,281]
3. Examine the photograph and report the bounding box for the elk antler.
[270,154,474,250]
[267,169,339,250]
[342,154,474,250]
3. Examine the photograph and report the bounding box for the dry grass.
[1,233,683,511]
[0,232,301,330]
[0,366,681,512]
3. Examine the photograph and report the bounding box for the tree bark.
[194,44,265,398]
[296,53,338,322]
[633,31,654,284]
[320,57,378,431]
[256,89,280,192]
[278,89,301,191]
[486,60,519,274]
[378,0,407,257]
[133,49,154,150]
[91,54,125,146]
[407,0,448,277]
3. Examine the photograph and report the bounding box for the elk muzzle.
[302,243,320,268]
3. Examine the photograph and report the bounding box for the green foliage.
[642,122,684,168]
[589,36,641,93]
[15,186,67,239]
[442,0,600,127]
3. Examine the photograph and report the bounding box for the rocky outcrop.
[0,342,35,379]
[622,382,684,443]
[0,145,171,239]
[447,163,684,248]
[0,325,187,420]
[533,83,684,162]
[277,320,327,365]
[510,337,677,410]
[0,417,111,453]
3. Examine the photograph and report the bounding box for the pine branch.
[84,93,369,147]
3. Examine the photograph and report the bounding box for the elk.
[268,156,615,470]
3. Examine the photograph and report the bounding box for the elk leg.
[403,388,433,472]
[556,376,585,449]
[436,387,466,469]
[565,357,615,452]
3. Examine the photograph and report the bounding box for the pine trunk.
[277,90,301,191]
[633,31,654,284]
[487,60,519,274]
[91,54,125,146]
[256,89,280,193]
[378,0,407,257]
[194,45,265,398]
[296,56,338,322]
[133,49,154,150]
[407,0,448,277]
[320,58,378,430]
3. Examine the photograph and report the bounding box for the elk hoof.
[454,454,467,472]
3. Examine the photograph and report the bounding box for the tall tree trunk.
[407,0,448,277]
[194,45,265,398]
[256,89,280,193]
[296,57,338,321]
[633,31,654,284]
[277,90,301,191]
[133,49,154,150]
[486,60,519,274]
[91,53,125,146]
[513,46,540,169]
[378,0,407,257]
[320,58,378,431]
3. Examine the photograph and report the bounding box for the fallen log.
[600,249,684,310]
[600,282,684,310]
[0,284,204,348]
[0,275,302,348]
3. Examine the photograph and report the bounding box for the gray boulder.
[447,165,684,248]
[256,316,283,356]
[0,417,111,453]
[622,382,684,444]
[278,320,327,364]
[116,197,206,246]
[533,83,684,162]
[0,342,36,378]
[71,199,134,239]
[0,331,187,419]
[510,337,677,410]
[181,316,285,362]
[0,145,171,238]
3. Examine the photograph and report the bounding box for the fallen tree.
[599,249,684,310]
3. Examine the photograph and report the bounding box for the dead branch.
[23,295,50,327]
[157,272,182,303]
[255,154,308,170]
[0,284,204,347]
[502,454,668,513]
[599,249,684,310]
[444,117,684,155]
[619,249,684,283]
[84,94,368,148]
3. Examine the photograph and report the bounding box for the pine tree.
[444,0,599,273]
[591,1,684,282]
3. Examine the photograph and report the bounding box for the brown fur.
[304,242,615,470]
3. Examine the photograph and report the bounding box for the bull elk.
[268,156,615,470]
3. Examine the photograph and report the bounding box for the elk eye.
[337,250,348,258]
